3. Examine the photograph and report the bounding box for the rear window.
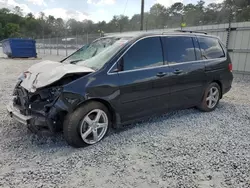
[163,36,196,64]
[198,37,225,59]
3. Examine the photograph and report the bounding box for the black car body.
[7,31,233,147]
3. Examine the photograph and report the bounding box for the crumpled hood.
[20,60,94,92]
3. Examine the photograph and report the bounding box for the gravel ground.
[0,54,250,188]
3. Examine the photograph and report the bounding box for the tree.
[55,18,65,36]
[150,3,168,28]
[4,23,21,38]
[108,16,119,32]
[196,0,205,11]
[223,0,250,22]
[170,2,184,15]
[39,12,45,20]
[96,21,107,33]
[46,15,56,36]
[24,13,41,38]
[169,2,185,28]
[117,15,129,32]
[66,19,88,36]
[82,20,95,33]
[47,15,56,26]
[130,14,141,31]
[204,3,222,24]
[26,13,35,19]
[1,0,250,39]
[0,23,4,39]
[0,8,11,14]
[13,6,23,16]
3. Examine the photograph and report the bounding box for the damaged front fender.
[54,92,87,112]
[45,91,88,132]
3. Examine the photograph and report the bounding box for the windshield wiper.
[70,59,84,64]
[69,60,97,71]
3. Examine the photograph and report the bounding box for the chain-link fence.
[35,22,250,73]
[36,33,101,57]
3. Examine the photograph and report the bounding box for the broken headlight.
[29,87,63,104]
[17,71,30,81]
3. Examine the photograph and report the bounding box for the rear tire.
[63,101,111,148]
[198,82,221,112]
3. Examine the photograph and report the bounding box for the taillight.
[229,63,232,72]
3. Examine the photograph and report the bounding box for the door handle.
[156,72,166,77]
[173,69,183,75]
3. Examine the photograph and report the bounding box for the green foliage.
[4,23,21,38]
[150,4,168,29]
[0,23,4,38]
[0,0,250,40]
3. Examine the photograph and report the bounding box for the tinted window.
[198,37,225,59]
[123,37,163,71]
[193,37,202,60]
[163,36,196,64]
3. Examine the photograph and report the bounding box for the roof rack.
[175,30,208,35]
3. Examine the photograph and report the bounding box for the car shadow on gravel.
[111,107,202,135]
[110,100,249,136]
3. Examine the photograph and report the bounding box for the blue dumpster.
[2,38,37,58]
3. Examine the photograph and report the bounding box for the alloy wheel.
[206,86,220,109]
[80,109,108,145]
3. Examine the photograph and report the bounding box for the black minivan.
[7,31,233,147]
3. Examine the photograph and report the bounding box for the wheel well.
[77,99,117,128]
[212,80,223,98]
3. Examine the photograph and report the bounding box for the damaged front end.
[7,81,66,133]
[7,60,94,133]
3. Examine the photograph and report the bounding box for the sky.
[0,0,223,23]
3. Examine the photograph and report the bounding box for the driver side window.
[122,37,164,71]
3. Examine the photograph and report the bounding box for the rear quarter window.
[198,37,225,59]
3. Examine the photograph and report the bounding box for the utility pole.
[226,8,232,49]
[140,0,144,31]
[43,20,45,54]
[181,15,184,30]
[226,3,233,49]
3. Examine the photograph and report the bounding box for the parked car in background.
[7,31,233,147]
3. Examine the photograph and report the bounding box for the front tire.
[198,82,221,112]
[63,101,111,148]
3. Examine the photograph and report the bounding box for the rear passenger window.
[163,37,196,64]
[123,37,163,71]
[198,37,225,59]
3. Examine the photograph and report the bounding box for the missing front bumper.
[6,102,32,125]
[6,100,65,133]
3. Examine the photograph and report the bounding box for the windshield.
[62,37,131,71]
